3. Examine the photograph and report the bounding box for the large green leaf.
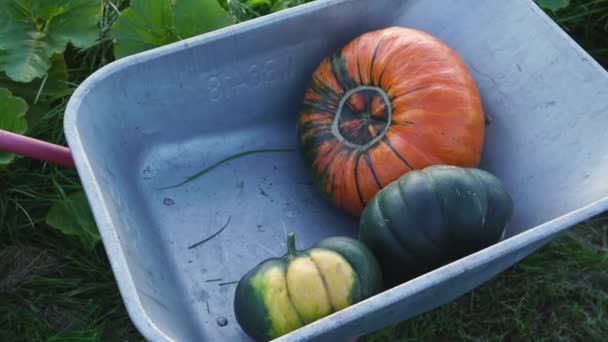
[0,54,71,127]
[0,54,70,104]
[0,88,28,165]
[535,0,570,11]
[111,0,176,59]
[0,0,102,83]
[46,191,100,250]
[112,0,234,59]
[173,0,234,38]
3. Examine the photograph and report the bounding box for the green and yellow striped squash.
[233,232,382,341]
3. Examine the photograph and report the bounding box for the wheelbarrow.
[4,0,608,341]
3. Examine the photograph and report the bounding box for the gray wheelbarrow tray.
[63,0,608,341]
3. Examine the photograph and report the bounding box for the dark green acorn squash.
[234,232,382,341]
[359,164,513,285]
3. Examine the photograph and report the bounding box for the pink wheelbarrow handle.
[0,129,75,168]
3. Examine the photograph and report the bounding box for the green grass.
[1,0,607,341]
[0,103,141,340]
[550,0,608,66]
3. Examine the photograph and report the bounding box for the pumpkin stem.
[287,232,297,256]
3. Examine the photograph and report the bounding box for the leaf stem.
[187,216,232,250]
[157,148,295,190]
[34,74,48,104]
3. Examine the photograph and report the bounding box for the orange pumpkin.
[297,27,485,217]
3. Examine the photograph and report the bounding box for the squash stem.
[287,232,297,256]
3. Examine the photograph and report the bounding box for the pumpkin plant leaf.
[173,0,234,39]
[0,54,71,127]
[0,0,102,83]
[110,0,176,59]
[248,0,274,8]
[111,0,234,59]
[535,0,570,12]
[46,191,100,250]
[217,0,229,10]
[0,54,71,104]
[0,88,29,165]
[244,0,309,13]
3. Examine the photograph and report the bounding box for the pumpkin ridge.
[330,51,357,92]
[353,152,366,206]
[391,120,415,126]
[309,130,339,152]
[299,121,330,137]
[376,43,398,88]
[377,191,420,262]
[313,237,382,300]
[369,35,387,86]
[301,98,337,115]
[280,263,306,327]
[421,168,456,242]
[390,84,437,102]
[329,169,337,199]
[329,52,347,92]
[377,55,390,88]
[376,34,414,89]
[304,251,336,312]
[234,263,275,341]
[387,128,444,166]
[355,37,364,84]
[315,148,337,194]
[465,168,490,227]
[396,177,440,248]
[378,38,421,92]
[381,136,413,170]
[335,254,363,305]
[363,152,383,189]
[309,249,361,310]
[320,143,337,158]
[344,258,363,304]
[311,74,342,102]
[285,255,333,323]
[242,260,304,340]
[467,169,513,241]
